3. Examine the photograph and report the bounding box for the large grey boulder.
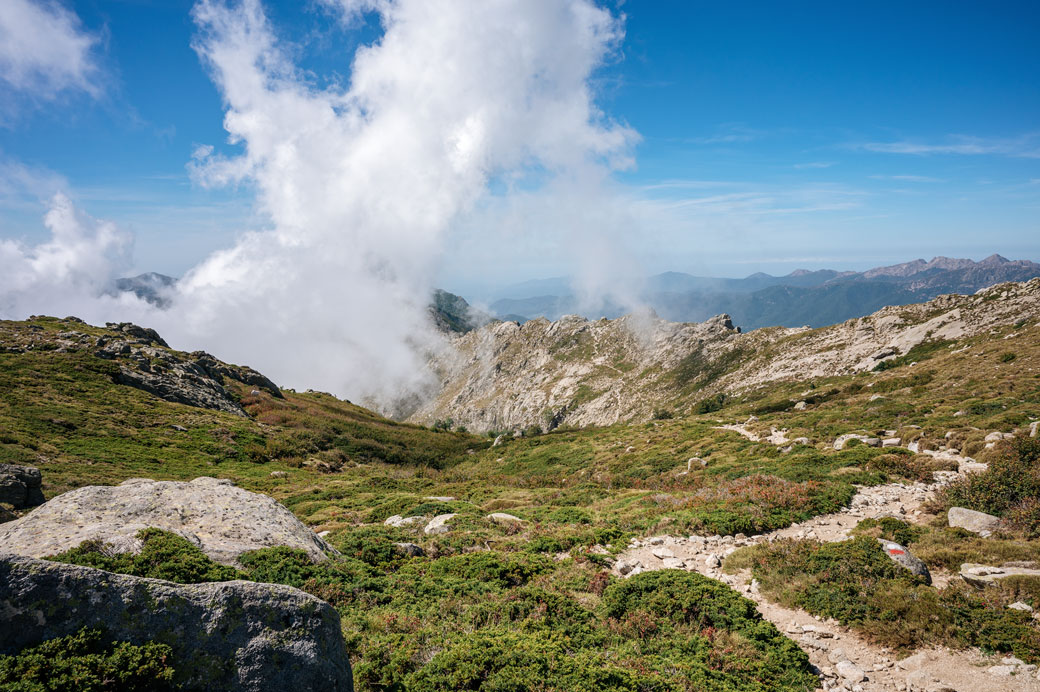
[0,463,44,509]
[0,554,353,691]
[878,539,931,585]
[0,477,334,566]
[947,506,1002,536]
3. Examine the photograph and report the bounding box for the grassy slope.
[2,315,1039,689]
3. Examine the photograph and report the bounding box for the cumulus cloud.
[0,0,102,102]
[174,0,634,408]
[0,193,139,319]
[0,0,638,410]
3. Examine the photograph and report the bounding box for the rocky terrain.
[0,318,282,417]
[410,278,1040,432]
[614,459,1040,692]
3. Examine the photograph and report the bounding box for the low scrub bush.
[48,529,243,584]
[0,627,175,692]
[730,536,1040,661]
[941,437,1040,536]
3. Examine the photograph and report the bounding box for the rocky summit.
[411,278,1040,432]
[0,477,334,566]
[0,554,353,692]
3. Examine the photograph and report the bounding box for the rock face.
[410,279,1040,432]
[947,506,1003,536]
[0,477,333,566]
[0,463,44,509]
[878,539,931,584]
[0,554,353,692]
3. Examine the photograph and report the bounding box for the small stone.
[661,557,685,569]
[836,661,866,682]
[651,547,675,559]
[487,512,523,524]
[393,542,424,557]
[269,471,288,479]
[649,537,665,545]
[1008,601,1034,612]
[986,665,1014,676]
[170,424,188,432]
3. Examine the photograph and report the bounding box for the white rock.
[836,661,866,682]
[882,438,901,447]
[423,513,457,535]
[660,557,685,569]
[487,512,523,524]
[651,547,675,559]
[1009,601,1034,612]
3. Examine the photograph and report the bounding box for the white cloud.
[859,134,1040,159]
[171,0,636,408]
[0,193,139,319]
[869,174,945,183]
[0,0,102,101]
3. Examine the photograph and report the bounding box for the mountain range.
[486,254,1040,330]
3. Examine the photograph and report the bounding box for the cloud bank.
[1,0,637,410]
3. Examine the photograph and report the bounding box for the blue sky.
[2,0,1038,287]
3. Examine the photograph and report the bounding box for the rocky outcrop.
[0,463,44,510]
[411,279,1040,432]
[0,477,334,566]
[0,554,353,691]
[1,318,282,416]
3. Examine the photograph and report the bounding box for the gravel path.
[612,467,1040,692]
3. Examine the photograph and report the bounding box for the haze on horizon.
[0,0,1038,403]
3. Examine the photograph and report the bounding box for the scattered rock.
[487,512,523,524]
[651,547,675,559]
[170,424,188,432]
[878,539,931,584]
[836,660,866,682]
[0,464,44,509]
[0,477,334,566]
[424,513,457,535]
[393,542,425,557]
[947,506,1002,535]
[793,401,807,410]
[882,437,902,448]
[384,515,425,528]
[424,496,456,502]
[961,562,1040,587]
[1008,601,1034,612]
[269,471,289,479]
[0,555,353,691]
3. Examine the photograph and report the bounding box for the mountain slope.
[409,279,1040,432]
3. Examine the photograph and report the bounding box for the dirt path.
[612,467,1040,692]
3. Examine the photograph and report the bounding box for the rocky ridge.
[410,279,1040,432]
[0,317,282,416]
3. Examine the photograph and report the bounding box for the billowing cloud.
[0,0,638,410]
[0,193,138,319]
[0,0,102,101]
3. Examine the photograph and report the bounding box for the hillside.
[2,308,1039,691]
[410,279,1040,432]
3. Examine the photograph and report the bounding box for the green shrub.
[942,437,1040,536]
[651,408,674,420]
[0,628,175,692]
[693,393,727,415]
[1001,352,1017,363]
[47,529,243,584]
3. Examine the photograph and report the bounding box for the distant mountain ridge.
[486,255,1040,330]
